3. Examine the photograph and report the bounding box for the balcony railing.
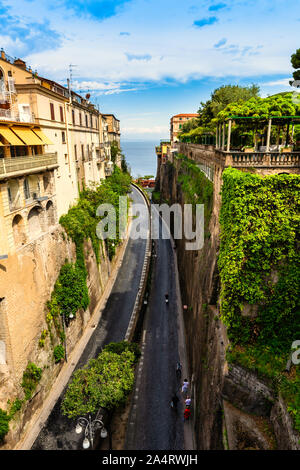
[0,153,58,178]
[0,108,35,123]
[229,151,300,167]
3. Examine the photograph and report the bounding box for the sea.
[121,140,158,179]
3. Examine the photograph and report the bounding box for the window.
[79,113,82,126]
[87,144,90,159]
[64,154,68,164]
[74,144,77,160]
[72,109,75,126]
[23,178,30,200]
[50,102,55,121]
[90,114,93,128]
[85,114,88,127]
[81,144,84,160]
[62,131,66,144]
[59,106,64,122]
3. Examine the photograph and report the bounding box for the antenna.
[68,63,78,98]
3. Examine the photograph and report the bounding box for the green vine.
[219,168,300,431]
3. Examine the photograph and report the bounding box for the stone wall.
[0,222,119,449]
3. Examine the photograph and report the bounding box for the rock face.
[0,225,118,449]
[156,150,300,450]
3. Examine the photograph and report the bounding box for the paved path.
[29,185,149,450]
[125,204,195,450]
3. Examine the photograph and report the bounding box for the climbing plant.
[219,168,300,431]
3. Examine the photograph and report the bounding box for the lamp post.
[61,309,74,362]
[75,410,108,450]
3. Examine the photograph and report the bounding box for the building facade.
[0,50,121,417]
[170,113,198,142]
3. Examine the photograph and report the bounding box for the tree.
[290,48,300,85]
[61,349,136,419]
[198,84,260,125]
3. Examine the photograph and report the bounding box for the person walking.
[181,379,189,397]
[185,396,192,408]
[176,362,182,380]
[183,407,191,421]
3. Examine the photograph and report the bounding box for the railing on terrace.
[228,151,300,166]
[0,153,58,177]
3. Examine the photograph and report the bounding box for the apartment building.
[102,113,121,146]
[0,50,119,403]
[170,113,198,142]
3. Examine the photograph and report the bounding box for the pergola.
[216,115,300,152]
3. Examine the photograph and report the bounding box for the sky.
[0,0,299,140]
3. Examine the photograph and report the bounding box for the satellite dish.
[86,93,90,99]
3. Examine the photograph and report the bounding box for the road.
[125,204,185,450]
[31,185,149,450]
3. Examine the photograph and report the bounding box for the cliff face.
[0,225,121,449]
[156,151,300,450]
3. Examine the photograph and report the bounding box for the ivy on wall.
[176,153,214,233]
[219,167,300,431]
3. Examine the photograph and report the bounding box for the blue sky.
[0,0,299,140]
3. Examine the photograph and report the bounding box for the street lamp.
[75,411,108,450]
[61,310,75,362]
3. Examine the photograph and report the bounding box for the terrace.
[0,153,58,180]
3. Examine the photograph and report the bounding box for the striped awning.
[0,126,25,145]
[32,128,54,145]
[11,127,43,146]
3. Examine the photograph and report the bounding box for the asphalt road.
[125,204,184,450]
[31,185,149,450]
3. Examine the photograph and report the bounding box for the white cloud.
[3,0,295,87]
[262,78,291,87]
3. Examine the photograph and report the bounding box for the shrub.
[21,363,42,400]
[0,409,10,443]
[53,345,65,363]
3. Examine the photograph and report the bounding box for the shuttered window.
[50,103,55,121]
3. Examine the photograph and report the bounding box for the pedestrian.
[176,362,182,380]
[170,392,179,410]
[185,396,192,408]
[183,407,191,421]
[181,379,189,397]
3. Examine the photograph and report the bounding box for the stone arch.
[12,214,27,247]
[27,206,43,238]
[7,179,21,210]
[46,200,55,226]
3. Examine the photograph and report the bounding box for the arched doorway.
[46,200,55,226]
[12,214,27,247]
[27,206,42,238]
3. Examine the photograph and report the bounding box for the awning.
[11,127,43,146]
[0,126,25,145]
[32,128,54,145]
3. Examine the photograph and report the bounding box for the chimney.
[0,49,5,60]
[13,58,26,69]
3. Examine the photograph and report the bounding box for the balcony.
[0,153,58,179]
[0,108,35,123]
